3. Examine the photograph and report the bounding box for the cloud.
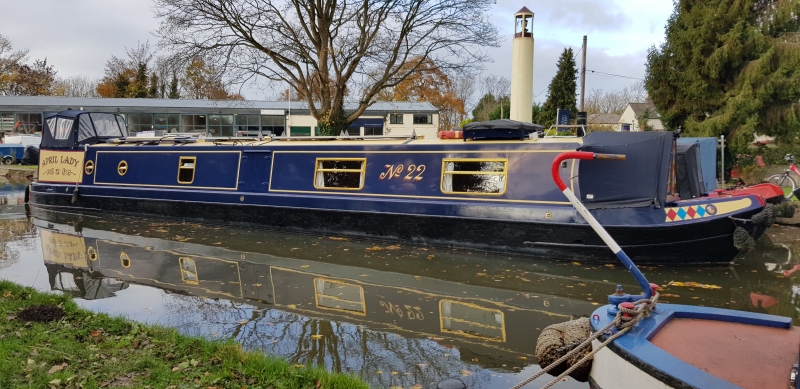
[480,37,646,105]
[2,0,157,79]
[494,0,631,33]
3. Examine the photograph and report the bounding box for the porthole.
[84,160,95,175]
[117,160,128,176]
[87,246,97,261]
[120,252,131,268]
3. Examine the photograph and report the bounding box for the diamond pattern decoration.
[665,204,717,222]
[696,206,706,217]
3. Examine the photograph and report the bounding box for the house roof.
[628,99,661,120]
[587,113,621,124]
[0,96,438,114]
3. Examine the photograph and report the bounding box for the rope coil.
[518,292,659,389]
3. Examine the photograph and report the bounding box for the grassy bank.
[0,280,368,389]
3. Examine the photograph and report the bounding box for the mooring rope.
[511,292,660,389]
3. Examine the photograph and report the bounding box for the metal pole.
[720,135,725,188]
[580,35,587,112]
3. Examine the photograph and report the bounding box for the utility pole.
[579,35,587,112]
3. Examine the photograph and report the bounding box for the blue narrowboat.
[28,111,772,264]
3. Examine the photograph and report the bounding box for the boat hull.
[30,187,762,265]
[588,303,799,389]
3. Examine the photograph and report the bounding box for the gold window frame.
[179,257,199,285]
[313,277,366,316]
[440,158,509,196]
[439,299,506,342]
[313,158,367,191]
[177,156,197,184]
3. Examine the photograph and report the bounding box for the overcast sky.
[1,0,673,104]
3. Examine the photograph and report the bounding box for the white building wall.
[618,105,665,132]
[384,113,439,139]
[618,106,638,132]
[286,115,318,136]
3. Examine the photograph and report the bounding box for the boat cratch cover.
[41,110,128,149]
[462,119,544,141]
[578,131,673,209]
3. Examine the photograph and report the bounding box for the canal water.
[1,185,799,389]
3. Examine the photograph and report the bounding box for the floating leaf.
[571,262,581,266]
[328,237,349,241]
[300,265,310,268]
[385,245,401,250]
[667,281,721,289]
[660,293,680,298]
[311,335,323,339]
[365,246,383,251]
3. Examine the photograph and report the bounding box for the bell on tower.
[510,7,534,122]
[514,9,533,38]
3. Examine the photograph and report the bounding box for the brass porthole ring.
[117,160,128,176]
[84,160,95,175]
[87,246,97,261]
[120,252,131,268]
[545,212,552,219]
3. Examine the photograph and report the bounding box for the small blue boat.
[543,151,800,389]
[28,110,775,264]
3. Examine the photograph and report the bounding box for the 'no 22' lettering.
[379,164,425,181]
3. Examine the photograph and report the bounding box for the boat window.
[314,158,366,190]
[314,278,365,315]
[177,157,196,184]
[440,300,505,342]
[53,118,74,140]
[441,158,508,195]
[179,257,199,285]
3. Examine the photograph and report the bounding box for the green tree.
[637,107,655,131]
[148,72,160,98]
[488,98,510,120]
[471,93,498,122]
[168,73,180,99]
[539,48,578,126]
[531,103,542,124]
[646,0,800,154]
[128,62,149,98]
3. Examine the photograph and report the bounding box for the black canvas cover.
[462,119,544,140]
[676,142,705,199]
[578,131,674,209]
[42,111,127,149]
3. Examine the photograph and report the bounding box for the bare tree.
[52,75,100,97]
[154,0,500,134]
[479,74,511,100]
[584,81,648,114]
[450,71,477,124]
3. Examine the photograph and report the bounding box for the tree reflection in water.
[160,293,495,388]
[0,217,37,268]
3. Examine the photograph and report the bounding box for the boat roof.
[92,136,583,147]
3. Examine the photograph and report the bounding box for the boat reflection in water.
[31,208,800,388]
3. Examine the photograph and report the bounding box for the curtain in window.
[315,161,325,187]
[55,118,74,140]
[442,162,454,192]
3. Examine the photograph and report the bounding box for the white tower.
[510,7,534,123]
